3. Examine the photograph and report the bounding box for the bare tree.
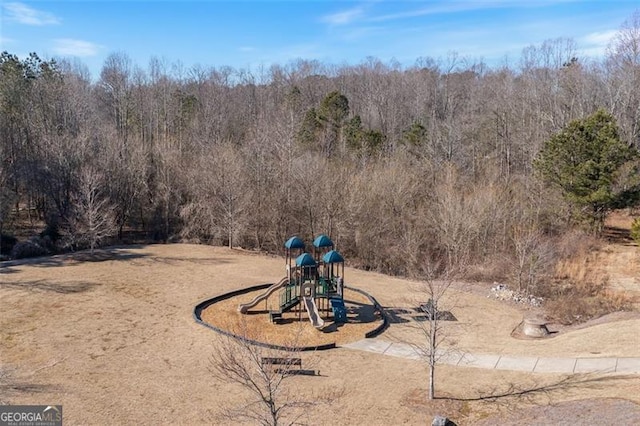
[510,225,554,293]
[214,144,249,248]
[97,52,133,143]
[347,157,426,275]
[103,132,148,240]
[210,328,338,426]
[66,166,117,253]
[409,265,460,401]
[4,8,640,272]
[606,10,640,147]
[180,143,248,247]
[0,160,16,255]
[430,165,478,269]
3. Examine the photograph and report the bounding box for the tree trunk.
[429,316,437,400]
[270,400,278,426]
[429,363,435,400]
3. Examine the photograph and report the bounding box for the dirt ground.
[1,243,639,425]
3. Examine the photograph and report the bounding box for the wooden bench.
[261,357,319,376]
[261,357,302,369]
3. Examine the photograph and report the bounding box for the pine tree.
[534,109,638,232]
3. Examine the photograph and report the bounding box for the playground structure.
[238,235,347,329]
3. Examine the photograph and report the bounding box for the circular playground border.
[345,286,389,339]
[193,283,389,351]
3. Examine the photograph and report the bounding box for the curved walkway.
[340,339,640,374]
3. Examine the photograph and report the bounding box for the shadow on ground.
[144,256,232,266]
[0,279,99,294]
[1,246,150,268]
[0,266,18,274]
[0,368,62,404]
[382,307,412,324]
[443,373,637,403]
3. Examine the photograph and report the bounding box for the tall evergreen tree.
[534,109,638,232]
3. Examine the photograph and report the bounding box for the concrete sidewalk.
[340,339,640,374]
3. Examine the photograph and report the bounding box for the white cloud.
[321,6,365,25]
[369,4,476,23]
[3,2,60,26]
[579,29,617,57]
[582,29,617,46]
[367,1,585,24]
[53,39,101,57]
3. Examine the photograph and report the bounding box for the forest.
[1,11,639,299]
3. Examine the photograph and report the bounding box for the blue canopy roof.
[295,253,317,267]
[284,236,305,250]
[313,234,334,248]
[322,250,344,264]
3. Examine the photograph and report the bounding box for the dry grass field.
[1,243,639,425]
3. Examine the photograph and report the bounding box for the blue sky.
[1,1,638,79]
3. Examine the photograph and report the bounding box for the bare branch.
[209,322,340,425]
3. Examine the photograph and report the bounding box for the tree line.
[1,11,639,284]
